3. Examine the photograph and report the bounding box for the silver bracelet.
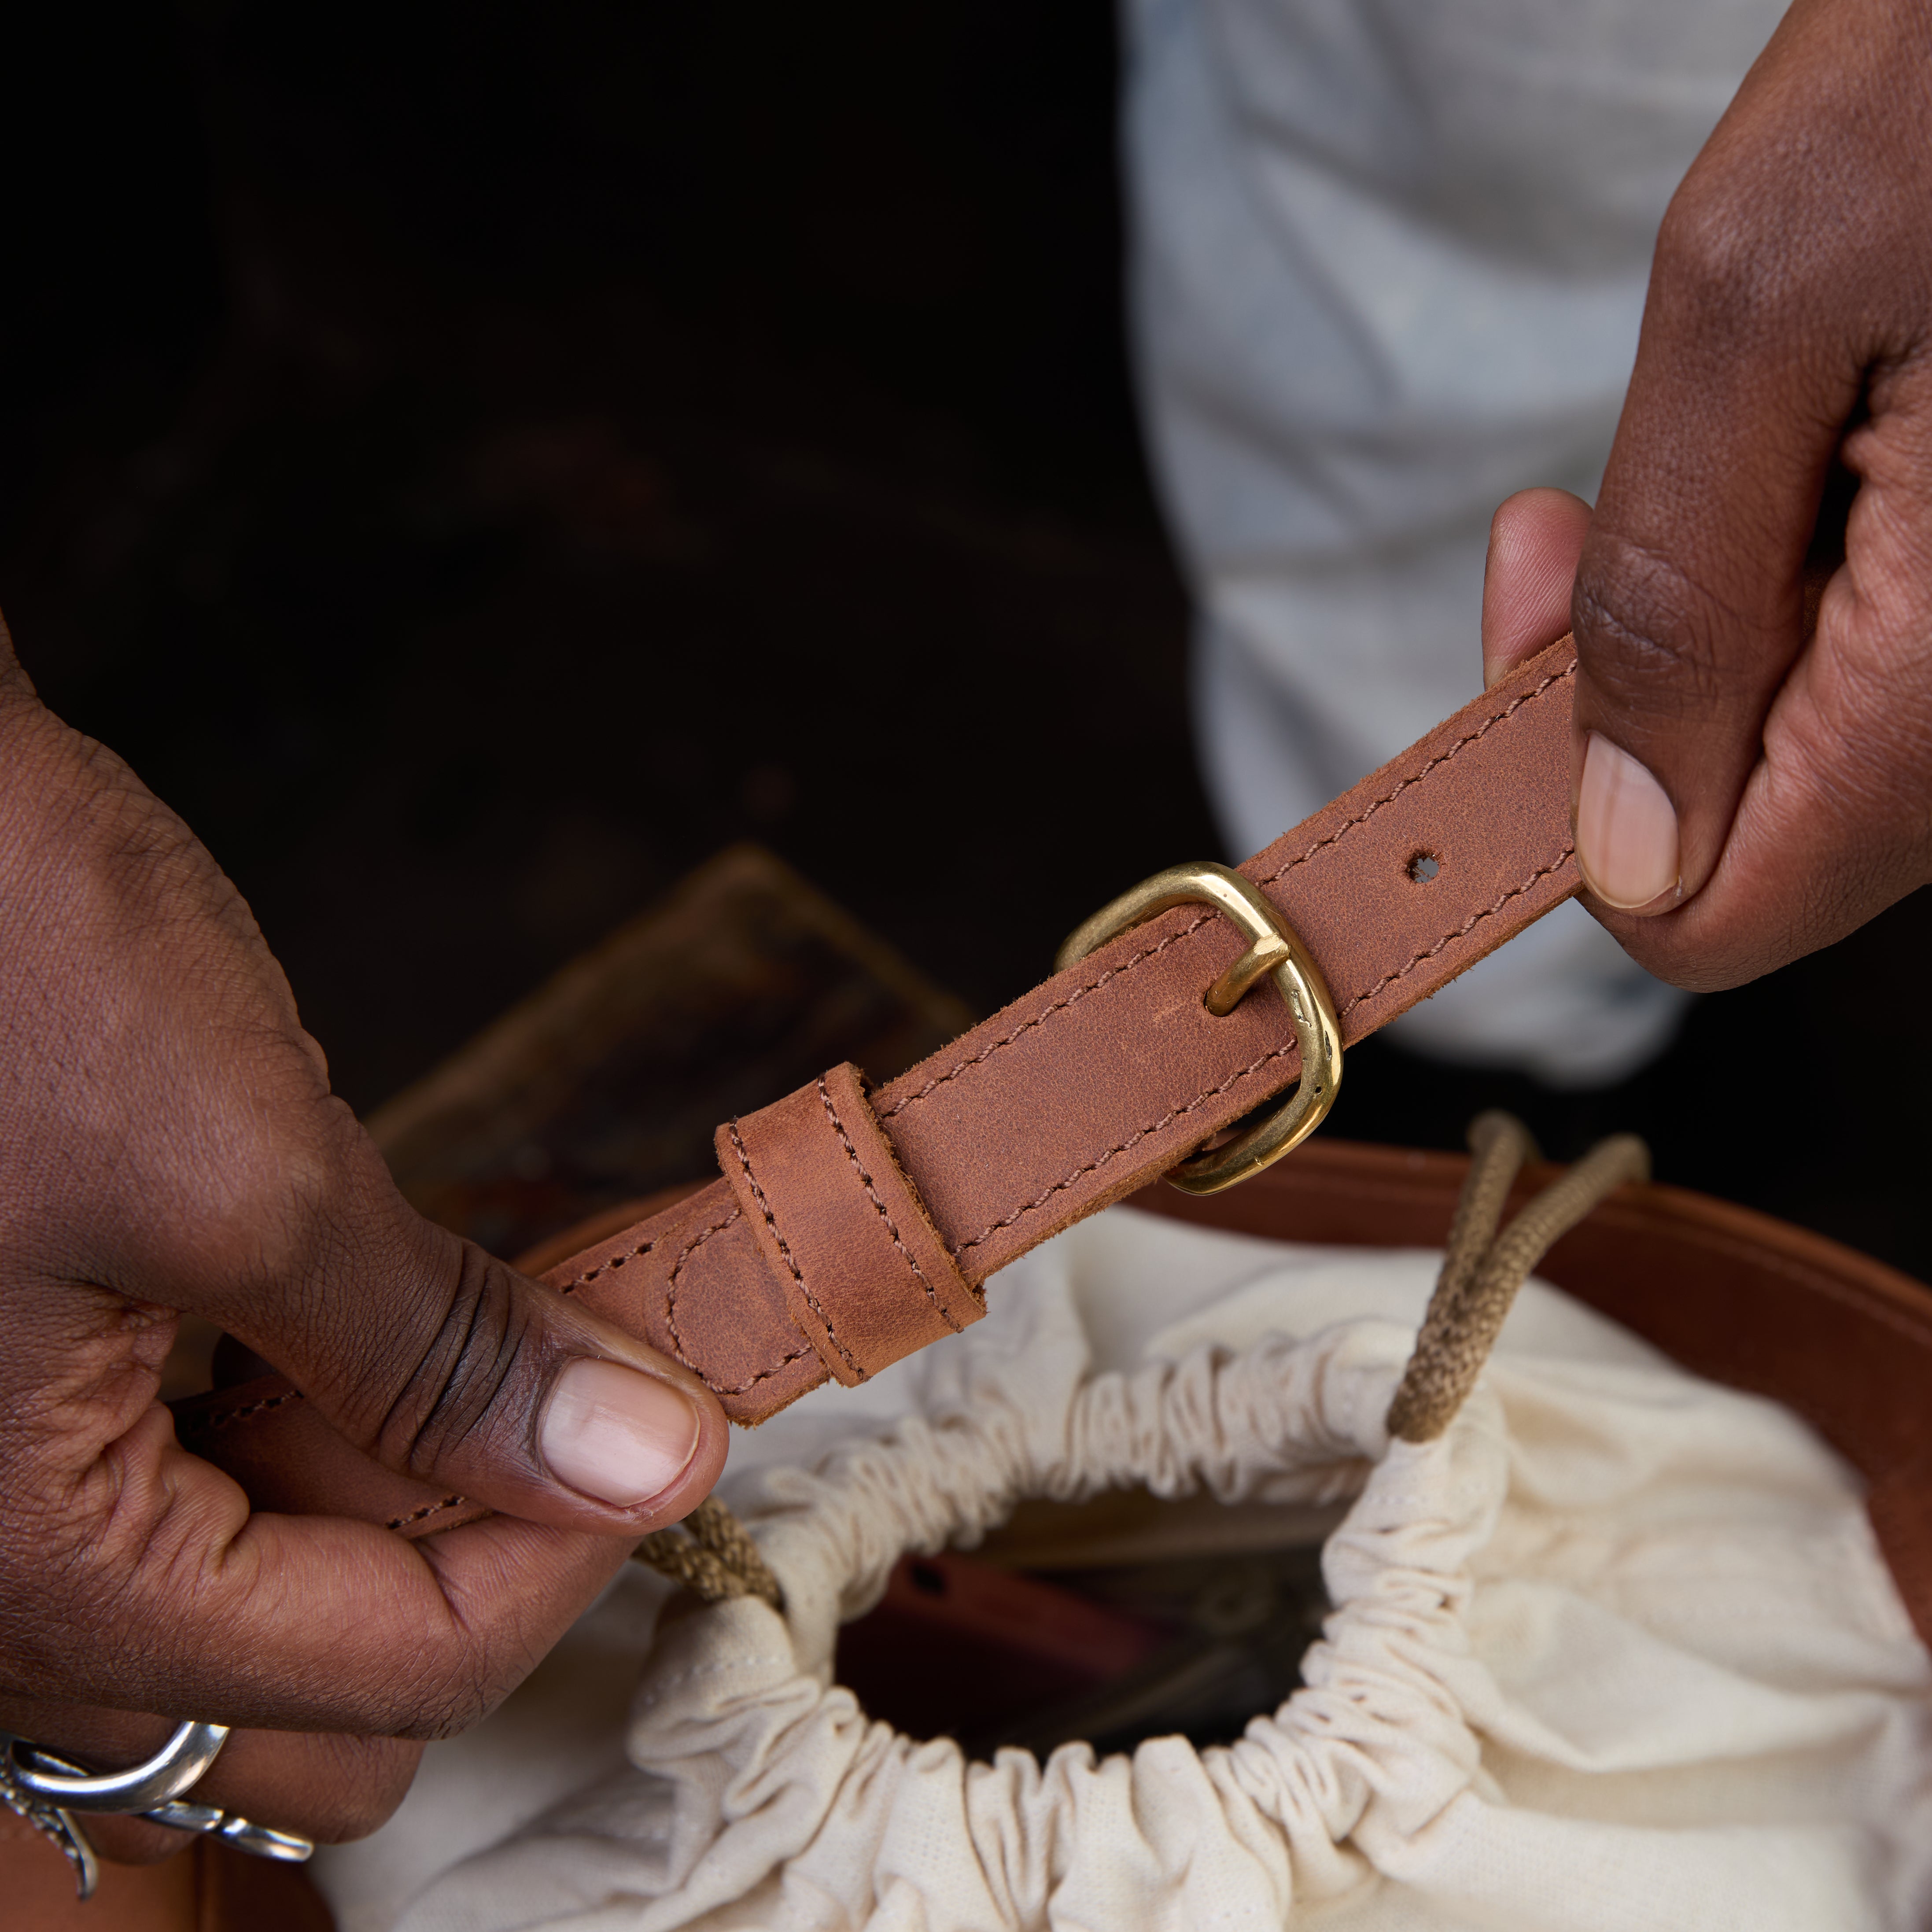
[0,1720,313,1900]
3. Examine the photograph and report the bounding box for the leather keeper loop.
[716,1061,984,1386]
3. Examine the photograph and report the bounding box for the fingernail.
[541,1360,701,1507]
[1575,731,1680,911]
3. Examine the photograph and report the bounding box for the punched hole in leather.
[174,641,1588,1509]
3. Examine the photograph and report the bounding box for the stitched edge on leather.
[387,1493,469,1532]
[668,666,1577,1404]
[555,1236,658,1294]
[953,841,1577,1254]
[178,1401,475,1536]
[667,1200,818,1396]
[177,1387,306,1438]
[1254,666,1573,890]
[876,910,1219,1126]
[723,1119,864,1380]
[880,664,1575,1127]
[1341,843,1574,1011]
[816,1075,966,1335]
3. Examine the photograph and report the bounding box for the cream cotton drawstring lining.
[632,1112,1654,1615]
[357,1129,1932,1932]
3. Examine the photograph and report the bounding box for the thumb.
[1574,243,1839,920]
[1569,0,1916,969]
[203,1113,726,1534]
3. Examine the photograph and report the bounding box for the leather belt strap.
[177,638,1581,1503]
[717,1061,985,1383]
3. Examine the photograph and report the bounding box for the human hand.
[1497,0,1932,991]
[0,616,727,1861]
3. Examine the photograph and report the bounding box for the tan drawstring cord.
[632,1493,784,1608]
[1385,1110,1650,1442]
[634,1113,1648,1602]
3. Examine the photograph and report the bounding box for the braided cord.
[1386,1111,1650,1443]
[633,1494,783,1608]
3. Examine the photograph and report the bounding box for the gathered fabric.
[364,1209,1932,1932]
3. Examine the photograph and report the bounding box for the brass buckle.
[1055,861,1343,1196]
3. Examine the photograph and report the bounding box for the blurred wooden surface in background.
[367,842,975,1260]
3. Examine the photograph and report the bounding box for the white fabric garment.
[314,1207,1932,1931]
[1123,0,1788,1080]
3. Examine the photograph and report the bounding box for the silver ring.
[7,1719,229,1813]
[141,1796,313,1862]
[1,1734,313,1896]
[0,1747,100,1899]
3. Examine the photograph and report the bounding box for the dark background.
[0,4,1923,1273]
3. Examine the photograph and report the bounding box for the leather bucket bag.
[18,633,1932,1923]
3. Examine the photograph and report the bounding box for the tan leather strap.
[538,636,1579,1420]
[717,1062,984,1384]
[176,637,1581,1500]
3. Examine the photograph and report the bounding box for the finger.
[52,1105,729,1536]
[288,1151,731,1530]
[0,617,34,706]
[1482,488,1593,689]
[1568,3,1903,937]
[0,1697,423,1864]
[1594,371,1932,985]
[284,1150,731,1530]
[0,1393,642,1733]
[0,666,728,1743]
[0,686,727,1537]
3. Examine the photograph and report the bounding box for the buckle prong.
[1056,861,1343,1195]
[1203,928,1293,1016]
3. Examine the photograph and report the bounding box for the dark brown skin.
[1490,0,1932,987]
[0,622,726,1861]
[8,0,1929,1869]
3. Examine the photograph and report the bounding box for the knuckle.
[175,1104,342,1291]
[382,1644,498,1741]
[1652,176,1793,350]
[1572,535,1734,722]
[167,1732,426,1845]
[0,1508,161,1694]
[363,1242,539,1484]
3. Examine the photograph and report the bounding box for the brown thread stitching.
[650,668,1576,1396]
[177,1388,305,1437]
[1340,845,1574,1010]
[878,911,1219,1121]
[816,1077,964,1334]
[665,1203,816,1396]
[882,664,1574,1125]
[723,1120,864,1380]
[954,1054,1294,1253]
[555,1236,657,1295]
[387,1494,468,1531]
[955,843,1576,1254]
[1255,667,1572,889]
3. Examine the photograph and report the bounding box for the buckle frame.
[1055,861,1343,1196]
